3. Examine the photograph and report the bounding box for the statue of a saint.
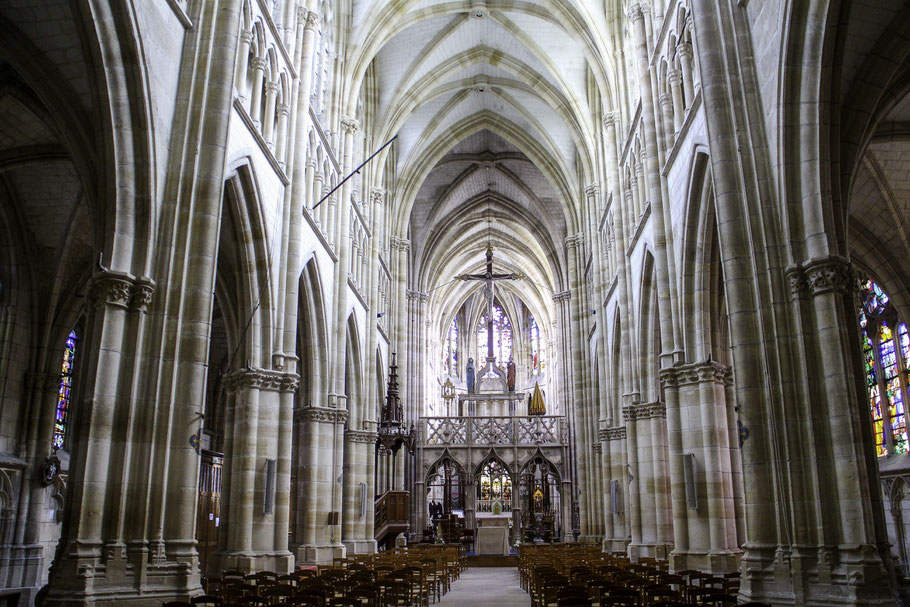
[506,356,516,392]
[466,357,475,393]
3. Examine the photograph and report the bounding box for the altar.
[474,512,511,555]
[475,526,510,555]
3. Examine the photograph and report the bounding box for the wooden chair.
[192,595,224,605]
[349,584,380,607]
[163,602,194,607]
[699,594,738,606]
[644,583,681,605]
[597,598,637,607]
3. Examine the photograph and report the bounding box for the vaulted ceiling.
[347,0,620,340]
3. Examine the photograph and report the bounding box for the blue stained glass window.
[54,331,77,450]
[859,277,910,455]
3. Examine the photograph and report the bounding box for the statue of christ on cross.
[457,244,524,361]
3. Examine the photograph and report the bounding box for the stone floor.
[436,566,531,606]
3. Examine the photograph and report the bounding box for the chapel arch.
[518,452,563,542]
[291,255,330,554]
[666,151,745,571]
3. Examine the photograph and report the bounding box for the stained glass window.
[477,303,512,362]
[858,277,909,455]
[478,459,512,512]
[54,330,77,450]
[529,314,544,374]
[443,317,458,377]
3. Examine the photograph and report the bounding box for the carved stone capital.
[390,236,410,252]
[804,256,853,296]
[658,93,673,108]
[345,430,379,444]
[785,265,808,299]
[599,426,627,441]
[370,187,386,205]
[592,442,602,455]
[240,30,254,44]
[266,82,280,95]
[622,401,666,421]
[132,279,155,311]
[552,290,571,303]
[667,68,682,86]
[602,112,620,131]
[341,116,360,135]
[565,233,584,248]
[223,368,299,393]
[660,361,731,387]
[787,257,853,299]
[89,273,132,309]
[676,42,693,60]
[300,8,320,30]
[251,57,267,72]
[295,406,349,424]
[407,289,428,303]
[628,2,644,23]
[584,183,600,199]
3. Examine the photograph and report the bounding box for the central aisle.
[435,567,531,606]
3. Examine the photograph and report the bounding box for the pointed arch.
[638,250,661,402]
[345,313,365,427]
[298,255,329,407]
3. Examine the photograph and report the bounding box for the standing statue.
[506,355,516,392]
[466,357,475,393]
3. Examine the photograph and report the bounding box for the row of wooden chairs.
[518,544,768,607]
[163,544,466,607]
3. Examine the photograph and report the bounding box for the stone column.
[677,43,695,107]
[249,57,266,127]
[601,426,629,553]
[275,102,290,165]
[667,68,684,130]
[296,406,348,565]
[215,368,296,574]
[658,93,675,149]
[262,82,279,148]
[624,401,671,559]
[235,29,252,102]
[342,430,378,554]
[552,285,580,540]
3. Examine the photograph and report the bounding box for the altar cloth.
[475,526,510,555]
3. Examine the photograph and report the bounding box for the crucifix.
[457,244,524,361]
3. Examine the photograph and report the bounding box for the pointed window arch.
[53,330,78,450]
[477,458,512,512]
[859,276,909,455]
[477,303,512,362]
[443,317,458,377]
[529,313,544,375]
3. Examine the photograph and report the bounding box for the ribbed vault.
[351,0,615,365]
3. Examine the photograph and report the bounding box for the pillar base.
[602,538,630,554]
[628,542,671,561]
[44,540,202,607]
[738,543,896,607]
[296,544,346,566]
[578,535,602,545]
[213,551,294,575]
[342,539,377,555]
[669,550,741,574]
